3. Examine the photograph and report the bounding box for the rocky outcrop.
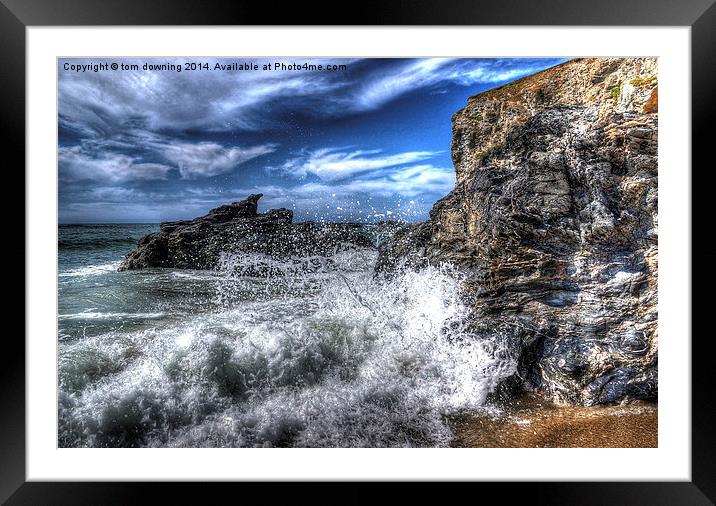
[377,58,658,406]
[119,194,375,271]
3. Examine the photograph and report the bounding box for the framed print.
[6,0,715,503]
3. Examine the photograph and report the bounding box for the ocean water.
[58,224,516,448]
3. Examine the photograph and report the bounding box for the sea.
[58,223,516,447]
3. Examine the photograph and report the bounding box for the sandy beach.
[450,396,657,448]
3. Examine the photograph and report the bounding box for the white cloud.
[288,164,455,198]
[362,164,455,196]
[355,58,456,110]
[162,141,276,179]
[64,132,277,181]
[278,148,440,181]
[59,146,172,183]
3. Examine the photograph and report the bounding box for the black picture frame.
[5,0,714,503]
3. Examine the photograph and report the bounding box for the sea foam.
[59,249,516,447]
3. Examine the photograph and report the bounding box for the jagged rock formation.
[119,194,374,271]
[377,58,658,406]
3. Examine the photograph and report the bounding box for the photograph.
[57,56,658,449]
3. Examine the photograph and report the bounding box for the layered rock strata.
[377,58,658,405]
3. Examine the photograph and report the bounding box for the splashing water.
[58,224,516,447]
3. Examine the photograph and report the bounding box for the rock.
[119,194,376,271]
[376,58,658,406]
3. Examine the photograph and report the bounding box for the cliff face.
[378,58,658,406]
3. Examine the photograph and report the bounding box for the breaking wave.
[59,246,516,447]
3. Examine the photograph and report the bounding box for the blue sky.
[58,57,566,223]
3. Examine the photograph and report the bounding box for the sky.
[58,57,567,224]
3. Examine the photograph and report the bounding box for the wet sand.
[450,396,657,448]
